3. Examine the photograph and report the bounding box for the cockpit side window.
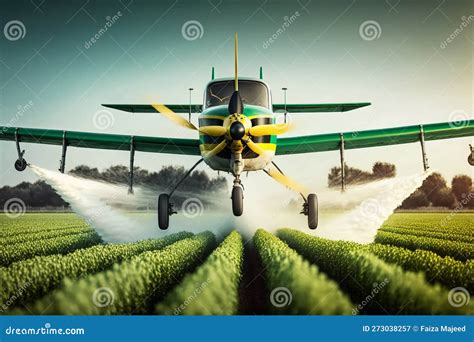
[206,80,269,108]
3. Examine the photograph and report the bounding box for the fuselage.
[197,77,277,172]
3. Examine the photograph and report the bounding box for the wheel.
[158,194,170,230]
[307,193,318,229]
[468,154,474,166]
[232,186,243,216]
[14,158,27,172]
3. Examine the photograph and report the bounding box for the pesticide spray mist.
[30,164,430,244]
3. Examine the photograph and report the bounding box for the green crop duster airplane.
[1,33,473,229]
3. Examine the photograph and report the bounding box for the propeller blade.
[204,140,227,157]
[246,139,266,155]
[199,126,227,137]
[265,165,309,196]
[152,104,198,130]
[228,91,244,114]
[248,123,292,136]
[234,32,238,91]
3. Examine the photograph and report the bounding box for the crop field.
[0,212,472,315]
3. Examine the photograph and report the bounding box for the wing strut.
[339,133,346,192]
[419,125,429,172]
[59,131,67,173]
[129,136,135,194]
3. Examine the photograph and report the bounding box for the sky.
[0,0,473,196]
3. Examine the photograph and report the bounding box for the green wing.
[102,104,203,113]
[0,127,200,155]
[276,120,474,155]
[273,102,371,113]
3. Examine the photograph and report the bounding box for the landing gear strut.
[157,158,203,230]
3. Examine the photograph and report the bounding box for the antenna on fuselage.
[282,87,288,123]
[211,67,215,80]
[259,66,263,79]
[188,88,193,123]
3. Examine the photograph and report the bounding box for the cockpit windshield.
[205,80,270,109]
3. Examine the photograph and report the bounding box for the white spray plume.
[30,164,430,244]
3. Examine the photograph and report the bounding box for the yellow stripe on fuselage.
[199,143,276,152]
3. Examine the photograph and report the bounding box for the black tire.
[232,186,243,216]
[468,154,474,166]
[14,159,27,172]
[307,193,318,229]
[158,194,170,230]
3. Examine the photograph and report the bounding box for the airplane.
[1,33,473,230]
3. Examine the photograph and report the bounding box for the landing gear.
[468,145,474,166]
[157,158,204,230]
[14,158,27,172]
[303,194,318,230]
[232,184,243,216]
[14,129,27,172]
[158,194,175,230]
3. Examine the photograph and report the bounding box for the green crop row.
[0,214,89,237]
[375,230,473,261]
[381,213,473,236]
[0,226,94,246]
[26,232,216,315]
[0,231,103,266]
[379,226,474,244]
[0,232,192,311]
[156,231,243,315]
[278,229,474,315]
[254,229,353,315]
[364,243,473,292]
